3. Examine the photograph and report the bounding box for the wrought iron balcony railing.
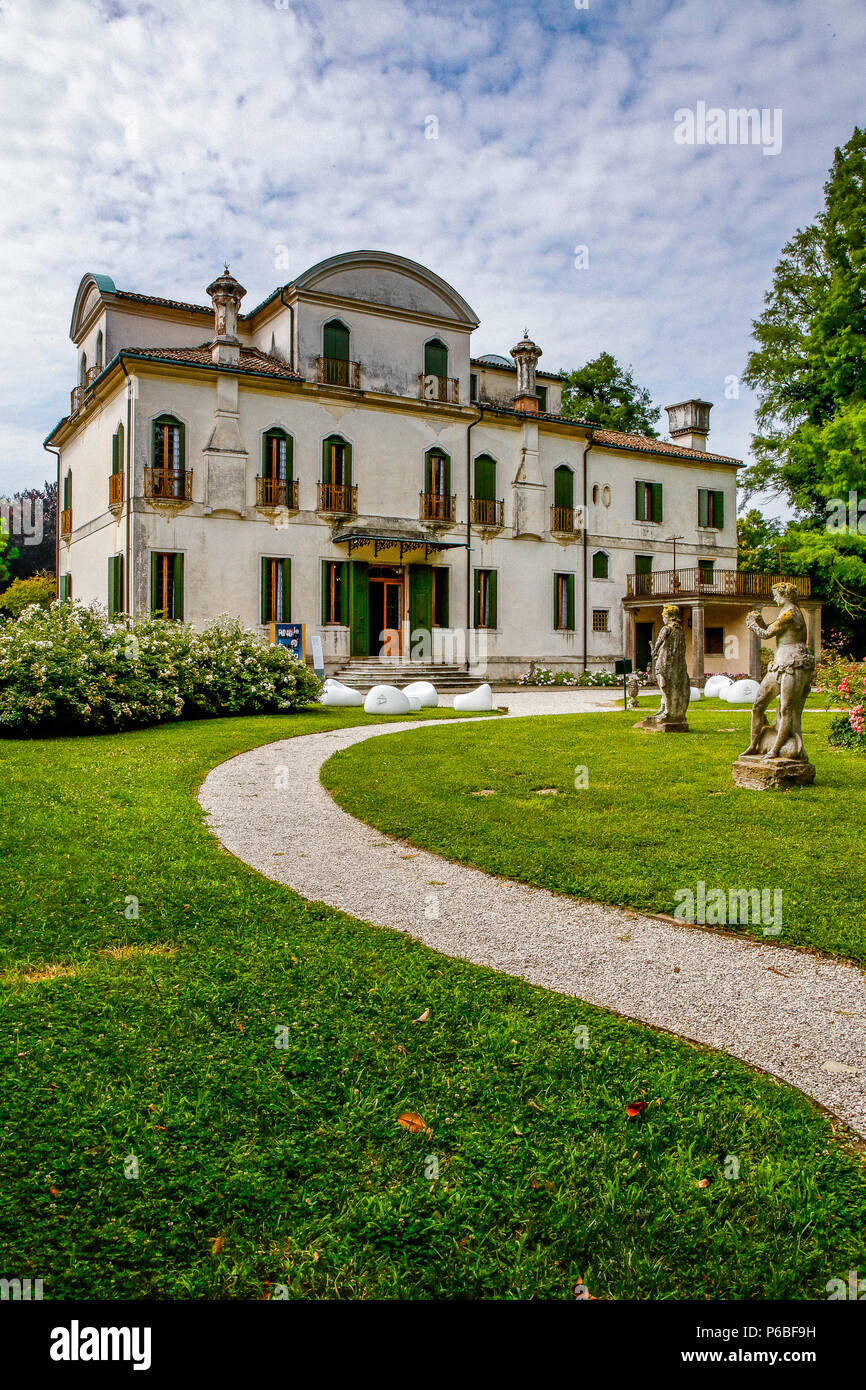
[109,473,123,508]
[418,373,459,404]
[144,468,192,502]
[419,491,456,523]
[550,505,578,533]
[470,497,504,528]
[316,356,361,389]
[625,569,812,600]
[256,477,299,510]
[60,508,72,538]
[317,482,357,515]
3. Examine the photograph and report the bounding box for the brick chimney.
[510,330,542,413]
[207,265,246,366]
[665,399,712,451]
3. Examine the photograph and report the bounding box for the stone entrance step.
[332,662,483,692]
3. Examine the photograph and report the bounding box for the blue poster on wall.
[271,622,305,662]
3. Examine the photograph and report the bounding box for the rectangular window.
[470,373,478,402]
[473,568,497,629]
[705,626,725,656]
[107,554,124,618]
[635,480,662,523]
[261,557,291,624]
[592,609,609,633]
[151,552,183,620]
[322,560,348,625]
[153,420,184,470]
[698,559,715,585]
[59,573,72,601]
[698,488,725,529]
[554,573,575,631]
[432,568,449,627]
[536,385,548,412]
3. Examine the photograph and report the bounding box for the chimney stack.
[665,399,712,451]
[510,329,542,413]
[207,265,246,366]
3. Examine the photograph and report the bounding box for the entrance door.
[635,621,654,673]
[368,567,404,656]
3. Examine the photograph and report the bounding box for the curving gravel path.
[198,701,866,1137]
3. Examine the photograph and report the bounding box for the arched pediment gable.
[293,250,479,327]
[70,272,117,341]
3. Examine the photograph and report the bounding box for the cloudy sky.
[0,0,863,500]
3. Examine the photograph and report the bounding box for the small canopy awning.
[331,526,467,561]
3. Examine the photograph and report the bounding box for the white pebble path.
[199,694,866,1138]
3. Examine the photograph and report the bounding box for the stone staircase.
[332,660,483,693]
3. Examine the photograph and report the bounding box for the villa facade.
[45,250,820,682]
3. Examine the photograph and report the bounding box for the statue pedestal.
[731,754,816,790]
[634,718,689,733]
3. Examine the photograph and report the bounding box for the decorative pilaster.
[691,604,705,686]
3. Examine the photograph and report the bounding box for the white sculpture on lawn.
[724,679,762,705]
[403,681,438,708]
[320,679,364,708]
[453,683,493,712]
[363,685,411,715]
[704,674,733,698]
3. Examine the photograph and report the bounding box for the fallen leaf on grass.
[397,1112,431,1136]
[210,1235,225,1255]
[415,1008,430,1022]
[697,1178,711,1189]
[626,1101,648,1120]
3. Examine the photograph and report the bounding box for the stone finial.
[665,399,712,451]
[207,266,246,365]
[510,330,542,413]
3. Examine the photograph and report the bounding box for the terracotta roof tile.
[478,403,739,463]
[123,344,302,380]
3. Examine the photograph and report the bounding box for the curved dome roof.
[475,353,513,367]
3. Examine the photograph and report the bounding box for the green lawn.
[323,701,866,964]
[1,706,865,1300]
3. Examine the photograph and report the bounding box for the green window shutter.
[111,431,118,475]
[108,555,123,617]
[108,556,115,615]
[650,483,663,524]
[567,574,575,631]
[348,560,368,653]
[324,321,349,361]
[424,340,448,378]
[59,573,71,601]
[177,423,186,472]
[285,436,293,483]
[473,570,481,628]
[344,442,352,489]
[322,439,332,486]
[424,451,433,494]
[281,559,291,622]
[488,569,498,629]
[63,472,72,509]
[554,467,573,509]
[714,490,724,530]
[321,560,329,624]
[474,455,496,501]
[634,480,642,520]
[409,565,433,639]
[698,489,709,528]
[261,557,270,624]
[150,553,159,615]
[553,575,560,629]
[439,569,450,627]
[172,553,184,621]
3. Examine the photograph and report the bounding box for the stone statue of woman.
[732,582,816,788]
[635,603,690,731]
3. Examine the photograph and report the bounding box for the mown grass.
[1,705,865,1300]
[323,700,866,963]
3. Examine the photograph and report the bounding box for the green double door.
[346,561,446,657]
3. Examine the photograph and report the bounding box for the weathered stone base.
[634,718,689,733]
[731,755,816,790]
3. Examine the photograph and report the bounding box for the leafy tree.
[742,126,866,516]
[2,479,56,587]
[0,573,56,620]
[559,352,661,436]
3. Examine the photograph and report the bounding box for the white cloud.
[0,0,863,494]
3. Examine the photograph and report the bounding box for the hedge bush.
[0,572,56,620]
[0,602,321,735]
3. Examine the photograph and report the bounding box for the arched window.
[322,434,352,487]
[592,483,600,505]
[592,550,610,580]
[262,428,292,481]
[424,338,448,379]
[473,454,496,501]
[95,331,103,371]
[422,448,453,521]
[152,415,185,471]
[321,319,351,386]
[554,465,574,510]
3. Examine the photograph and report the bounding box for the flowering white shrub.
[517,663,652,688]
[0,602,321,735]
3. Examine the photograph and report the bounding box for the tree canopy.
[559,351,661,436]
